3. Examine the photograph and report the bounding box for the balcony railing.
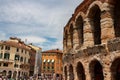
[0,58,14,63]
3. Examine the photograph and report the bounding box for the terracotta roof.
[0,41,32,52]
[42,49,63,53]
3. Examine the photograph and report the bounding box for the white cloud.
[0,0,83,50]
[0,31,7,40]
[50,40,63,50]
[19,36,47,43]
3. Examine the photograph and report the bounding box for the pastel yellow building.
[0,37,32,79]
[42,49,63,80]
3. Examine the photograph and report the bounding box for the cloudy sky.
[0,0,82,51]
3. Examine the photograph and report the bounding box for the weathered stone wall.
[63,0,120,80]
[63,37,120,80]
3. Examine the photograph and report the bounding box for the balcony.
[0,58,14,63]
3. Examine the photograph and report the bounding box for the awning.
[51,59,54,63]
[47,59,50,62]
[43,59,46,62]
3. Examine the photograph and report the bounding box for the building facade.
[28,47,36,77]
[42,49,63,80]
[0,37,33,79]
[63,0,120,80]
[29,44,42,76]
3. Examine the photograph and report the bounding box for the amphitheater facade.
[63,0,120,80]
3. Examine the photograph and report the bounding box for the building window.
[4,53,10,60]
[48,67,50,71]
[5,46,10,50]
[3,63,8,67]
[24,57,26,63]
[14,64,19,68]
[5,46,7,50]
[43,66,46,69]
[14,55,20,61]
[21,49,23,53]
[1,46,3,50]
[43,62,46,65]
[20,57,23,62]
[0,53,3,58]
[52,66,54,69]
[20,65,23,68]
[16,48,19,52]
[8,46,10,50]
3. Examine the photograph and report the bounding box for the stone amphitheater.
[63,0,120,80]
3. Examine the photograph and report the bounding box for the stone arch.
[87,1,102,14]
[111,57,120,80]
[2,70,7,76]
[69,24,74,48]
[13,71,17,79]
[75,14,84,46]
[89,59,104,80]
[76,62,86,80]
[8,71,12,78]
[69,64,74,80]
[113,0,120,37]
[18,71,20,78]
[64,66,67,80]
[87,3,102,45]
[75,12,85,21]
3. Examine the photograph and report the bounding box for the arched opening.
[8,71,12,78]
[20,57,23,62]
[88,5,101,45]
[111,58,120,80]
[89,60,104,80]
[18,71,20,78]
[13,71,17,79]
[69,64,74,80]
[76,16,84,45]
[69,24,74,48]
[64,66,67,80]
[114,0,120,37]
[76,62,86,80]
[2,70,6,76]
